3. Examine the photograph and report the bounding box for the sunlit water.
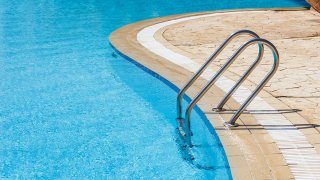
[0,0,309,178]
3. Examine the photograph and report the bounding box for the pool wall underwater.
[110,44,227,151]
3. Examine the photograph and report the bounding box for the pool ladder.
[176,30,279,146]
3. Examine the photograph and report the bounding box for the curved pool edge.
[108,8,275,179]
[109,43,232,178]
[109,7,316,179]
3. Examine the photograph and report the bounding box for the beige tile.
[259,143,281,155]
[270,166,294,179]
[299,127,320,135]
[245,154,269,168]
[228,155,248,168]
[239,115,261,127]
[236,134,257,145]
[306,134,320,144]
[241,143,263,155]
[253,133,275,144]
[249,167,273,179]
[224,145,243,156]
[265,154,287,166]
[314,144,320,154]
[219,136,238,146]
[231,168,253,180]
[283,113,309,125]
[214,128,231,137]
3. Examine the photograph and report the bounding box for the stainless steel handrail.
[213,48,265,111]
[177,30,263,120]
[184,38,279,135]
[176,30,265,146]
[224,39,279,127]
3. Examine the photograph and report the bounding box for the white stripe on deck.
[136,11,320,179]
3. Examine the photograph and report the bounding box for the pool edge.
[109,7,311,179]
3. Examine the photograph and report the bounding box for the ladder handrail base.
[223,122,239,128]
[212,107,227,112]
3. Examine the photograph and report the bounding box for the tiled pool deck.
[110,8,320,179]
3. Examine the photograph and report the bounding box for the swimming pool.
[0,0,309,178]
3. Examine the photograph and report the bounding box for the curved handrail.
[226,39,279,126]
[213,46,265,111]
[176,30,264,119]
[185,38,279,134]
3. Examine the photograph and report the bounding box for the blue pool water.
[0,0,309,179]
